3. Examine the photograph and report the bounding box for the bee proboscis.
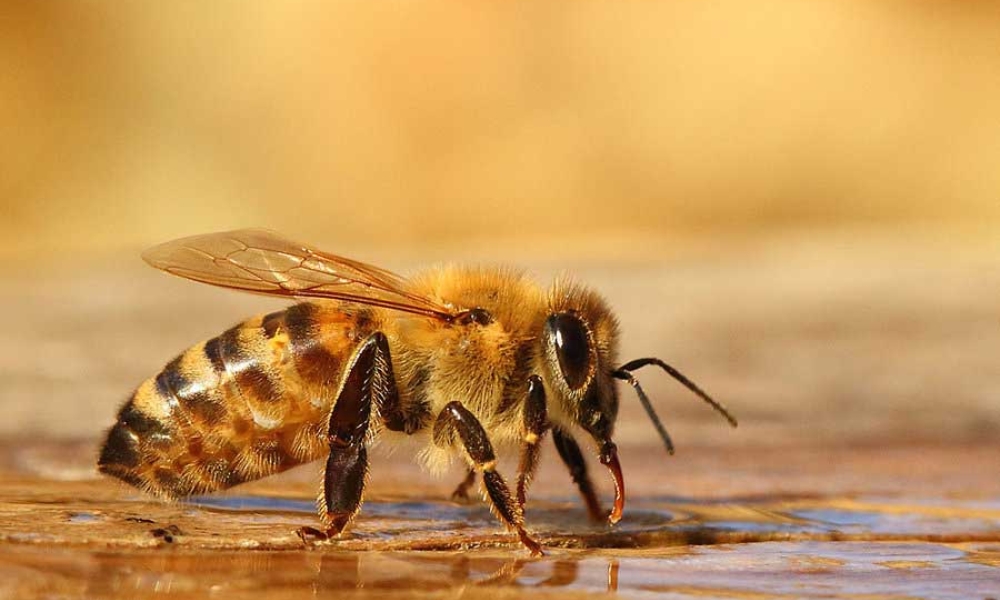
[98,229,737,554]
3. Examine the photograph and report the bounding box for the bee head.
[541,281,621,453]
[541,279,738,524]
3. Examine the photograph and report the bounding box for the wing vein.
[144,229,455,321]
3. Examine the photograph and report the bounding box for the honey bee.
[98,229,737,555]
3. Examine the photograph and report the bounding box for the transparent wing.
[142,229,456,320]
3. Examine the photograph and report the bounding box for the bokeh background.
[1,1,998,452]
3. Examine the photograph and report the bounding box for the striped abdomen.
[98,302,376,498]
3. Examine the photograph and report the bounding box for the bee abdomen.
[98,347,249,497]
[98,400,174,491]
[99,317,300,497]
[99,303,370,498]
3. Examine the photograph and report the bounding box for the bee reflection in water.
[85,552,621,595]
[317,554,621,592]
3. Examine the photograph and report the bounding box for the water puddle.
[2,446,999,598]
[4,485,1000,550]
[2,542,997,599]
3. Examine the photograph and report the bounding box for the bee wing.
[142,229,456,320]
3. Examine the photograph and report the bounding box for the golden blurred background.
[3,1,1000,261]
[1,2,998,445]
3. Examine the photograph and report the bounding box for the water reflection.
[4,542,997,599]
[6,489,1000,599]
[61,551,620,597]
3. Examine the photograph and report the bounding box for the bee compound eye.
[546,312,593,390]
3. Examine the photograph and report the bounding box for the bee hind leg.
[434,401,543,556]
[300,333,386,542]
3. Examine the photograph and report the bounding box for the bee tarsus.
[295,525,334,543]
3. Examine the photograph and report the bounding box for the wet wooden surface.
[2,438,999,599]
[2,233,999,598]
[1,439,999,598]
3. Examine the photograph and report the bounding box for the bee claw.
[517,529,544,557]
[295,526,332,543]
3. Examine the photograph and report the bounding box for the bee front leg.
[299,333,385,542]
[515,375,549,511]
[552,428,605,523]
[434,401,543,556]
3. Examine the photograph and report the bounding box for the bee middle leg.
[434,401,543,556]
[452,375,549,507]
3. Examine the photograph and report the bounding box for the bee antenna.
[616,358,738,428]
[611,368,675,455]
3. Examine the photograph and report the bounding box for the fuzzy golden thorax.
[391,266,546,441]
[392,266,622,454]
